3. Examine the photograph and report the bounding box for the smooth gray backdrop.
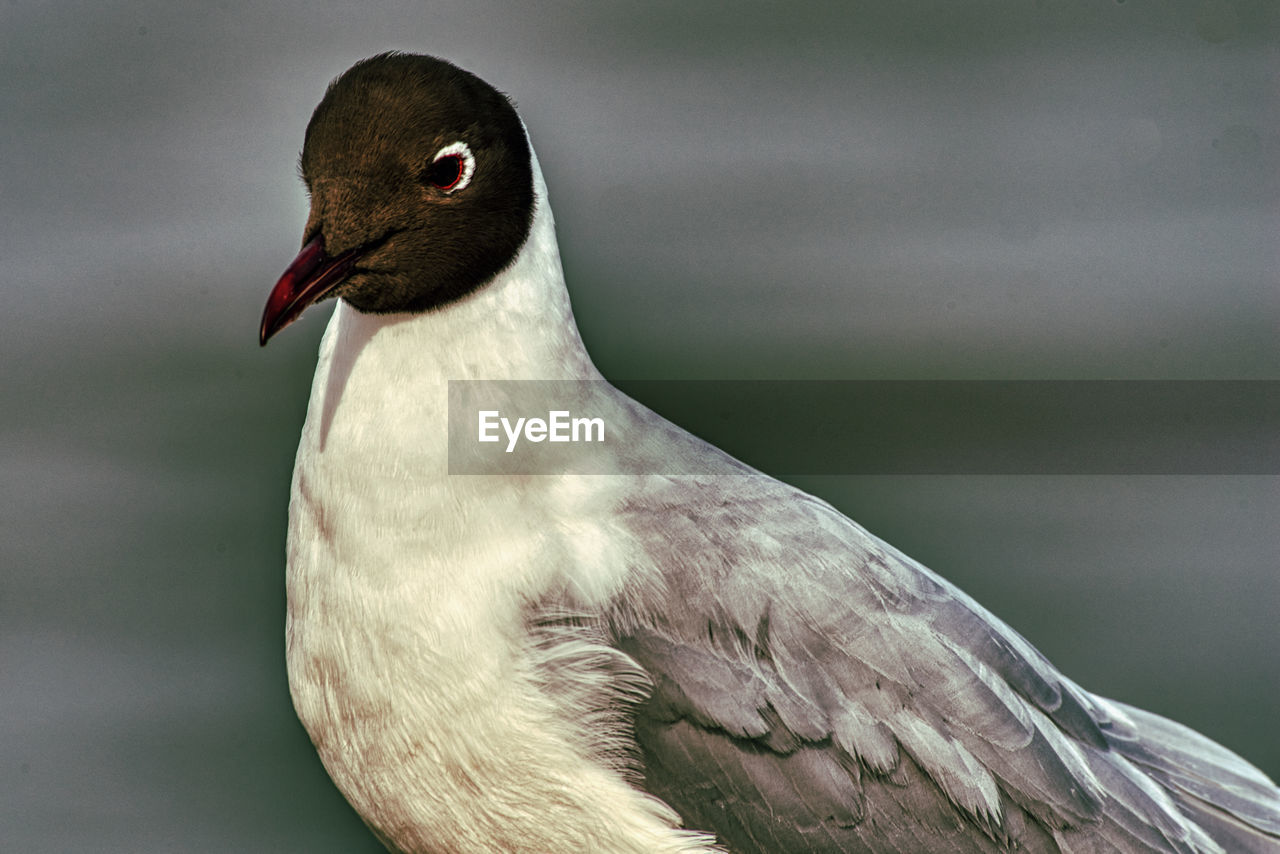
[2,2,1276,851]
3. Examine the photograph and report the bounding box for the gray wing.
[603,474,1280,854]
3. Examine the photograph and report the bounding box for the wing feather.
[603,473,1280,853]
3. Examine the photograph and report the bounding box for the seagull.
[259,52,1280,853]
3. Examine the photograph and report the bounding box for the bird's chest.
[281,452,575,756]
[278,456,653,852]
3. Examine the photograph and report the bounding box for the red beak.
[259,235,360,345]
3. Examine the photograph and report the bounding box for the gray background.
[2,2,1276,851]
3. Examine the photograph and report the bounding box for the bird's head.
[259,52,535,345]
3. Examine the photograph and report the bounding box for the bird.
[259,52,1280,853]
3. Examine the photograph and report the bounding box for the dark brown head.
[260,53,535,344]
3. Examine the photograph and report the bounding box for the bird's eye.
[424,141,475,193]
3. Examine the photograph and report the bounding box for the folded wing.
[604,474,1280,853]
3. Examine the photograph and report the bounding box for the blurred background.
[2,1,1276,850]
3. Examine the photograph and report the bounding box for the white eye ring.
[428,141,476,193]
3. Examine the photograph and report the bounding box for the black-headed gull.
[260,53,1280,853]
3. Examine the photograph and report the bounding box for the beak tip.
[259,235,333,348]
[258,306,281,347]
